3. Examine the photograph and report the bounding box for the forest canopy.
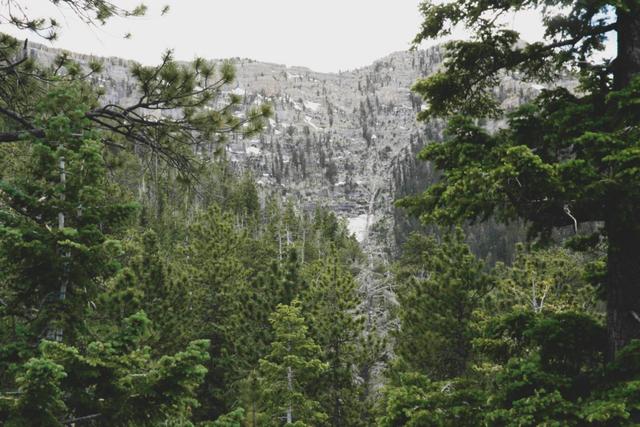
[1,0,640,425]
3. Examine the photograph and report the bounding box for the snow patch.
[246,146,261,156]
[304,116,319,130]
[303,100,321,111]
[231,87,246,96]
[347,214,370,242]
[226,146,244,155]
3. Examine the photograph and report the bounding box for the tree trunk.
[287,365,293,424]
[605,205,640,360]
[49,154,68,343]
[614,6,640,90]
[605,5,640,359]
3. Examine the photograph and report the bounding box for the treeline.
[4,0,640,422]
[0,81,385,425]
[4,98,638,426]
[4,82,635,427]
[380,230,640,425]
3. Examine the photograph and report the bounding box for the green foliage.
[1,311,210,426]
[259,301,328,426]
[38,314,210,426]
[381,305,640,426]
[404,0,640,361]
[382,226,640,426]
[412,0,619,119]
[207,408,245,427]
[4,357,67,427]
[5,1,640,424]
[377,373,486,427]
[302,252,369,426]
[0,83,136,341]
[393,228,491,379]
[488,245,601,315]
[0,5,373,426]
[0,30,271,177]
[398,89,638,239]
[96,229,196,356]
[179,206,254,416]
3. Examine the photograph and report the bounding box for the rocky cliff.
[26,42,549,262]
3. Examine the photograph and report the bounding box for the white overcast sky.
[3,1,558,72]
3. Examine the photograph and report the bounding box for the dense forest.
[1,0,640,426]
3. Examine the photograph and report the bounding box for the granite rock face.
[24,42,568,379]
[27,42,551,261]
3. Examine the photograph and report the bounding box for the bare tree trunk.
[286,365,293,424]
[53,154,68,342]
[301,226,306,265]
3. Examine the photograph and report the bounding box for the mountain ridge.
[24,39,542,263]
[25,37,428,76]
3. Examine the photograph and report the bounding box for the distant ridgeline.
[27,41,562,263]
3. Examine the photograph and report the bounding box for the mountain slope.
[26,42,545,260]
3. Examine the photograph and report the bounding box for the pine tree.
[183,205,255,417]
[0,0,147,41]
[488,246,600,316]
[259,301,328,426]
[0,33,271,176]
[44,313,209,426]
[3,357,67,427]
[402,0,640,359]
[0,83,136,345]
[302,252,367,426]
[0,80,228,427]
[209,408,246,427]
[96,229,194,355]
[393,229,492,379]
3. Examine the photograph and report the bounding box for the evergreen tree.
[402,0,640,358]
[1,311,211,426]
[380,236,640,425]
[209,408,246,427]
[183,206,253,418]
[259,301,328,426]
[393,229,491,379]
[96,229,194,355]
[303,253,367,426]
[0,83,213,427]
[3,357,67,427]
[280,248,307,304]
[377,372,486,427]
[489,246,601,316]
[0,33,271,176]
[0,83,136,345]
[1,0,147,40]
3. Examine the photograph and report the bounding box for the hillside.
[26,42,548,263]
